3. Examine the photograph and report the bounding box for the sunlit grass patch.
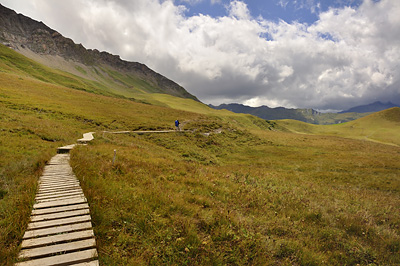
[71,126,400,265]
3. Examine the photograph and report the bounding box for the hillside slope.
[276,107,400,146]
[210,103,369,125]
[0,3,198,102]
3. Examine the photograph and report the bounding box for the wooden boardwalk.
[16,135,98,265]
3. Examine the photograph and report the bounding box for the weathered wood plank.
[42,167,72,171]
[39,181,80,188]
[15,248,97,266]
[33,197,86,209]
[23,222,93,239]
[30,208,90,222]
[36,191,84,200]
[40,175,74,178]
[42,170,72,174]
[21,229,94,248]
[39,179,79,185]
[38,185,82,194]
[43,168,72,173]
[27,215,92,230]
[38,184,80,191]
[39,175,76,180]
[42,171,73,175]
[19,238,96,259]
[35,195,87,204]
[36,191,83,199]
[35,191,84,201]
[36,188,83,198]
[37,186,82,194]
[40,172,74,176]
[73,260,99,266]
[38,183,80,190]
[32,203,89,215]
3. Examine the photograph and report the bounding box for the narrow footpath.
[16,133,98,266]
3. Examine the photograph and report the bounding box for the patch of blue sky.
[318,32,337,42]
[177,0,367,25]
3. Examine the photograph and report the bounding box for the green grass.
[0,44,399,265]
[276,107,400,146]
[70,128,400,265]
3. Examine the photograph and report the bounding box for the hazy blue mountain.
[339,101,400,113]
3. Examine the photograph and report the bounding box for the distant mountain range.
[209,102,399,125]
[0,3,198,101]
[339,101,400,113]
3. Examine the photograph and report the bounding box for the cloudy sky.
[2,0,400,111]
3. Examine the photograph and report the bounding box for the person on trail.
[175,120,181,131]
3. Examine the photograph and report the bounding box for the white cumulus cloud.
[2,0,400,110]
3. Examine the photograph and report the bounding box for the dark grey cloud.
[2,0,399,110]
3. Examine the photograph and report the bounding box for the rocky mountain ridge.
[0,3,198,101]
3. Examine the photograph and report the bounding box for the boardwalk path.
[16,133,98,266]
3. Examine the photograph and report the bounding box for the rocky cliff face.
[0,4,198,101]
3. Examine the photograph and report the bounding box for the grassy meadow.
[70,125,400,265]
[0,44,400,265]
[276,107,400,146]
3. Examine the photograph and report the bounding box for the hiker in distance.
[175,120,181,131]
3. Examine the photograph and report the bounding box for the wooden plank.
[39,175,76,180]
[32,203,89,215]
[33,197,86,209]
[73,260,99,266]
[36,189,82,197]
[36,191,84,200]
[15,248,97,266]
[47,161,70,166]
[35,195,86,205]
[39,179,78,184]
[39,181,79,188]
[27,215,91,230]
[47,160,69,165]
[42,169,72,173]
[42,170,73,175]
[35,191,83,201]
[36,188,83,197]
[39,183,80,190]
[23,222,93,239]
[21,230,94,248]
[38,185,80,191]
[19,238,96,259]
[37,184,81,192]
[41,174,74,178]
[30,208,90,222]
[41,170,73,174]
[38,185,82,193]
[38,183,80,189]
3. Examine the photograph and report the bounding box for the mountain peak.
[0,3,198,101]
